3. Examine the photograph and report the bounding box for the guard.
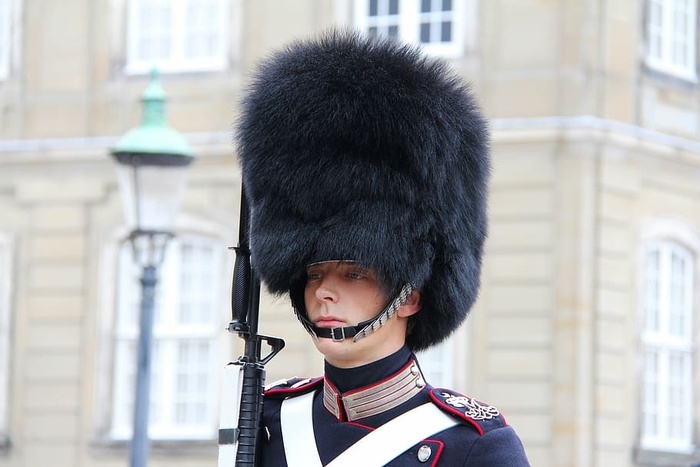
[237,30,530,466]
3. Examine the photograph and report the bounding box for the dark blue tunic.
[260,347,530,466]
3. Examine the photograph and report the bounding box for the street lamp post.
[110,69,195,467]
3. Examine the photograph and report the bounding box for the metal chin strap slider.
[331,327,346,342]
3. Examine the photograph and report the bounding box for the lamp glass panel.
[115,162,189,232]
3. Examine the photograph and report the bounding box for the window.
[417,340,454,388]
[0,234,12,446]
[354,0,465,57]
[111,235,223,440]
[126,0,228,74]
[641,242,695,453]
[646,0,697,80]
[0,0,12,80]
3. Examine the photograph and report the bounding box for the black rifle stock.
[225,186,284,466]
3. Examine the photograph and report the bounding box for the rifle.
[218,186,285,466]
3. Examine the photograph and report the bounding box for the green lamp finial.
[141,68,168,127]
[111,67,195,162]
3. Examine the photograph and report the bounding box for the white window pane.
[184,1,213,58]
[441,21,452,42]
[667,352,691,441]
[644,248,660,332]
[417,0,454,44]
[645,0,697,78]
[366,0,401,38]
[416,340,453,387]
[641,241,695,450]
[0,0,10,80]
[643,350,658,438]
[357,0,463,56]
[127,0,228,73]
[389,0,399,14]
[0,236,12,434]
[420,22,430,42]
[668,248,692,338]
[137,0,172,61]
[369,0,399,15]
[149,341,164,426]
[369,0,378,15]
[112,340,137,435]
[117,245,140,332]
[175,340,212,424]
[669,252,684,335]
[112,235,222,439]
[648,0,663,62]
[179,242,216,324]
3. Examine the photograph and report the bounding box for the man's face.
[304,261,411,368]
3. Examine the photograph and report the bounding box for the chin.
[314,339,362,366]
[314,337,350,354]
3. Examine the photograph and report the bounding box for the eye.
[306,271,323,281]
[347,271,365,280]
[346,265,373,281]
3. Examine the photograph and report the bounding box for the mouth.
[314,317,346,328]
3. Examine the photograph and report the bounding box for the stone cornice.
[2,117,700,164]
[0,132,234,163]
[491,116,700,164]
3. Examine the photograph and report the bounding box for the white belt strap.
[281,391,322,467]
[327,403,457,467]
[281,393,458,467]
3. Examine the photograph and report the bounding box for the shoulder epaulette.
[264,376,323,398]
[429,388,507,435]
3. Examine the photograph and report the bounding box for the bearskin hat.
[237,30,490,351]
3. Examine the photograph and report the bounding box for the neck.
[324,345,413,393]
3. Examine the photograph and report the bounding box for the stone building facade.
[0,1,699,466]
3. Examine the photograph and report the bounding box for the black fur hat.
[237,30,490,351]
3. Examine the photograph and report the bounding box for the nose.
[314,275,339,303]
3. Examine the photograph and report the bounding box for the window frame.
[0,0,12,81]
[0,233,11,447]
[640,240,696,454]
[353,0,466,58]
[125,0,230,75]
[109,233,226,441]
[645,0,698,82]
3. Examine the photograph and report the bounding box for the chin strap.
[294,283,414,342]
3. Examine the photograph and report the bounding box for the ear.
[397,290,421,318]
